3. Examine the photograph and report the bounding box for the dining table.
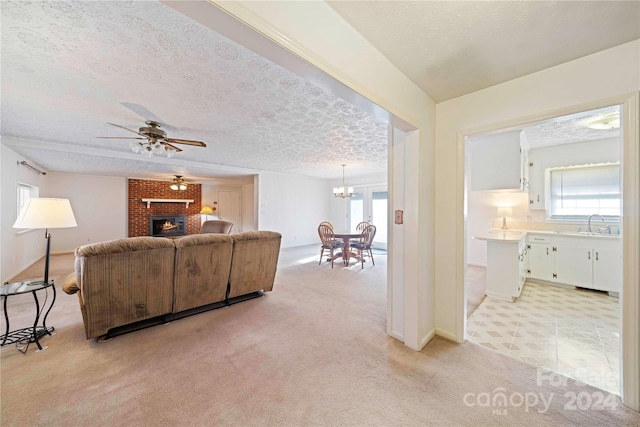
[329,230,364,266]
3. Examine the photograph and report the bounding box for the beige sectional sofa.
[63,231,281,340]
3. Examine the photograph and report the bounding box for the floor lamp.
[13,198,78,285]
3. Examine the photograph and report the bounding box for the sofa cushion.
[62,272,79,295]
[74,236,176,339]
[228,231,282,298]
[172,234,233,312]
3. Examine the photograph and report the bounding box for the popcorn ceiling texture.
[1,0,388,180]
[128,179,201,237]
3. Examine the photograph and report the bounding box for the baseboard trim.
[435,328,460,343]
[387,330,404,342]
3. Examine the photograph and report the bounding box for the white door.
[218,191,242,232]
[348,186,388,250]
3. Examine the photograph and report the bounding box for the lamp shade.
[199,206,214,215]
[13,198,78,229]
[497,207,513,217]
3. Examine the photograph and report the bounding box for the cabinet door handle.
[537,195,540,202]
[546,248,549,255]
[588,251,591,260]
[596,252,599,261]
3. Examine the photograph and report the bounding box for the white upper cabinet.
[470,130,525,191]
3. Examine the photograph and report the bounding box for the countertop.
[473,229,621,242]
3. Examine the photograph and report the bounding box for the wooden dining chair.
[350,224,376,269]
[355,221,369,231]
[318,224,344,268]
[320,221,334,230]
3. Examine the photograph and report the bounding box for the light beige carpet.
[2,246,639,426]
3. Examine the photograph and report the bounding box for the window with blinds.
[16,183,38,221]
[549,164,620,218]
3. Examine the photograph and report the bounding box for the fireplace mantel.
[141,198,195,209]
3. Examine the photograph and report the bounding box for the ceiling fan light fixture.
[582,113,620,130]
[129,141,141,153]
[170,175,187,191]
[101,120,207,158]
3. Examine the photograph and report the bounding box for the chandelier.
[333,164,354,198]
[170,175,187,191]
[130,139,176,158]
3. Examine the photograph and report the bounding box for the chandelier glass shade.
[129,139,175,158]
[333,164,354,198]
[170,175,187,191]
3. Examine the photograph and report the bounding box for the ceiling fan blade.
[166,138,206,147]
[120,102,177,131]
[96,136,146,140]
[107,122,145,136]
[162,142,183,152]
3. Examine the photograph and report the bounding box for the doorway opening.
[464,104,623,395]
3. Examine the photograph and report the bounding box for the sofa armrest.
[62,272,80,294]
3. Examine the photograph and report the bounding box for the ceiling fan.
[170,175,188,191]
[98,120,206,157]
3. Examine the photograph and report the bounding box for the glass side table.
[1,280,56,353]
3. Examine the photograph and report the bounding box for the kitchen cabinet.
[470,130,526,191]
[527,150,544,210]
[484,235,527,301]
[526,234,621,294]
[591,244,622,293]
[553,238,593,287]
[527,235,553,281]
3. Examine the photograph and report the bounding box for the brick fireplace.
[128,179,201,237]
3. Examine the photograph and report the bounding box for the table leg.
[2,296,9,346]
[30,290,44,351]
[41,283,56,335]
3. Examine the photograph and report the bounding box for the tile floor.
[467,280,620,395]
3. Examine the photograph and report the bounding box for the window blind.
[549,164,620,217]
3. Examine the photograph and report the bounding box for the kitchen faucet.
[588,214,609,234]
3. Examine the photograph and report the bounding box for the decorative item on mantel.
[333,164,354,198]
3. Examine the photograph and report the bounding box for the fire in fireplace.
[149,215,186,237]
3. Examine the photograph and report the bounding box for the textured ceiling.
[468,105,621,148]
[1,1,635,184]
[328,1,640,102]
[1,0,389,182]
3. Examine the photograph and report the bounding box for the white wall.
[436,40,640,341]
[1,144,49,282]
[241,183,256,231]
[258,171,330,248]
[44,173,127,252]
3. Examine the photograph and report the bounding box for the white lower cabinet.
[526,234,621,294]
[485,237,527,302]
[592,245,622,293]
[527,235,553,281]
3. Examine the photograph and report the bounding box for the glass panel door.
[348,186,388,250]
[349,191,365,230]
[370,187,388,250]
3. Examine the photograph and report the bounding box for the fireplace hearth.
[149,215,186,237]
